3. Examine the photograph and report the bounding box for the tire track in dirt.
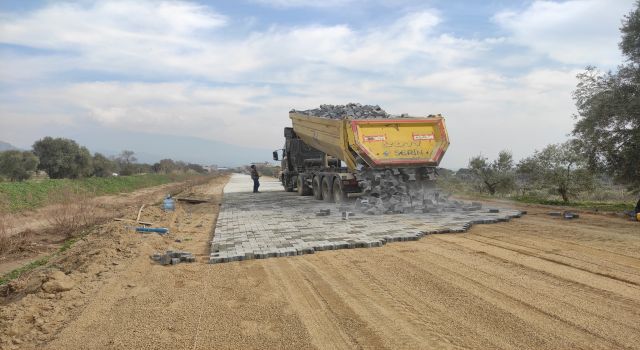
[282,257,389,349]
[467,235,640,285]
[298,253,469,349]
[423,236,640,329]
[266,257,354,349]
[499,215,640,258]
[389,251,628,349]
[475,232,640,274]
[435,234,640,302]
[383,253,561,349]
[398,238,640,349]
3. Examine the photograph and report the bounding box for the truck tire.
[297,176,310,196]
[285,175,296,192]
[333,178,346,203]
[322,176,333,202]
[312,176,323,200]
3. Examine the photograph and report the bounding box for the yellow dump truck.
[273,110,450,203]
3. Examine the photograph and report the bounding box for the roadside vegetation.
[0,173,196,213]
[0,135,220,279]
[0,174,218,285]
[440,3,639,213]
[0,136,215,213]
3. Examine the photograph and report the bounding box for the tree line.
[0,137,208,181]
[456,2,639,202]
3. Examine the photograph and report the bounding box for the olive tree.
[0,150,39,181]
[517,141,594,202]
[572,1,640,192]
[92,153,116,177]
[468,150,515,195]
[116,150,137,175]
[32,137,92,179]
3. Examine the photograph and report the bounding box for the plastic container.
[163,196,175,211]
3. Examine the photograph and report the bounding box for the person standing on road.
[250,165,260,193]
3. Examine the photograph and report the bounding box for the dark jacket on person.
[250,168,260,180]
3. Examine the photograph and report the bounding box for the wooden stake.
[136,204,146,222]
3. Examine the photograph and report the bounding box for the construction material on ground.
[136,227,169,234]
[136,204,146,222]
[210,180,523,264]
[563,211,580,219]
[341,211,354,220]
[151,250,196,265]
[113,218,153,226]
[175,197,210,204]
[163,195,175,211]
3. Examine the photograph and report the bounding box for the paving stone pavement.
[210,174,524,264]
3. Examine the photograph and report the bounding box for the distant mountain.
[0,141,18,152]
[65,128,273,167]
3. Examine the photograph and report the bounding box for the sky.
[0,0,635,167]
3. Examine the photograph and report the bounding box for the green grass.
[0,230,91,286]
[0,257,49,286]
[0,173,191,213]
[513,196,633,212]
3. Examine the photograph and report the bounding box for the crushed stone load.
[291,102,396,119]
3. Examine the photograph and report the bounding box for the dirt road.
[2,177,639,349]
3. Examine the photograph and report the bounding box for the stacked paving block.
[151,251,196,265]
[209,191,524,264]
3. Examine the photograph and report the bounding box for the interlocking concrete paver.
[210,174,524,263]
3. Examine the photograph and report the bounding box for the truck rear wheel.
[322,177,333,202]
[312,176,323,200]
[333,178,346,203]
[297,176,311,196]
[285,175,296,192]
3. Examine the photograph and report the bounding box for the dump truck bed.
[289,112,449,170]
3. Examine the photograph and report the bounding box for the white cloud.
[250,0,356,8]
[0,1,226,47]
[494,0,634,66]
[0,4,485,80]
[0,0,624,168]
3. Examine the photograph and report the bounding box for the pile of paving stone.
[151,250,196,265]
[356,167,468,215]
[291,103,395,119]
[357,189,483,215]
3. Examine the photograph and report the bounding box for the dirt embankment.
[1,179,639,349]
[0,175,229,349]
[0,176,215,276]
